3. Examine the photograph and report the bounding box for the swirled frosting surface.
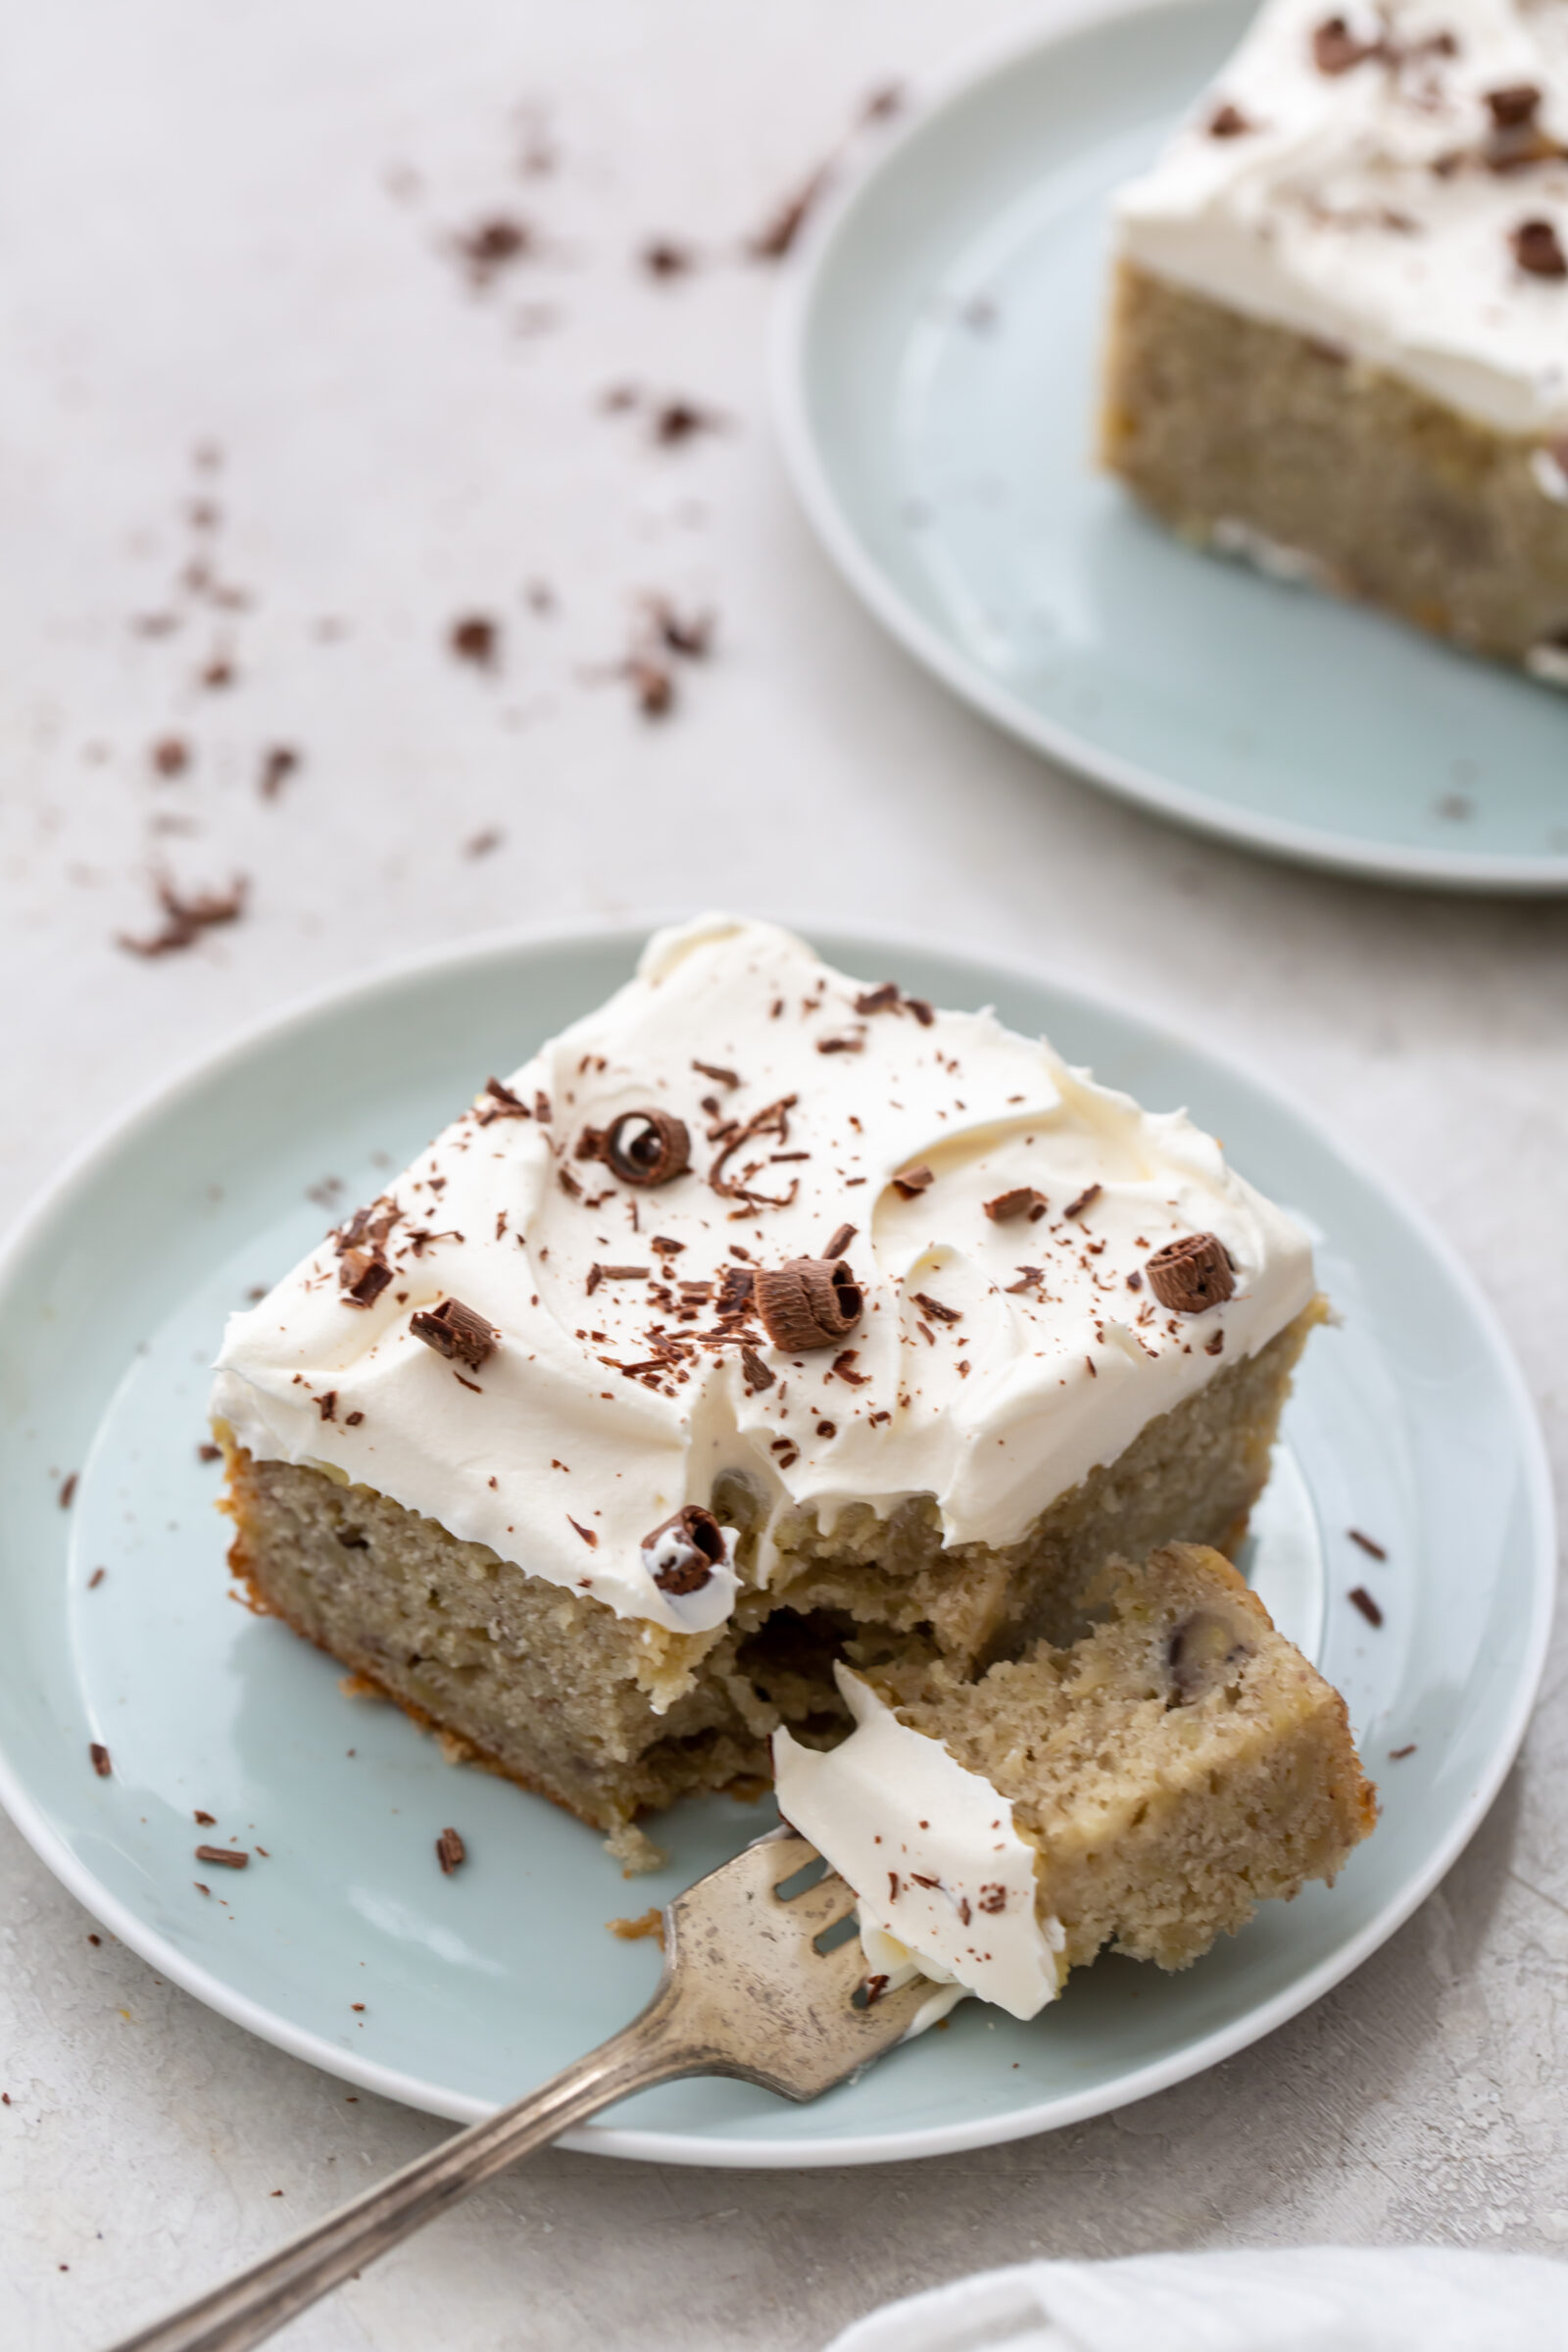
[212,916,1312,1636]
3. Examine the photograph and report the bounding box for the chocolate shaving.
[1348,1585,1384,1627]
[568,1516,599,1548]
[1311,15,1381,74]
[642,1503,727,1593]
[598,1107,691,1188]
[194,1844,249,1868]
[740,1346,775,1394]
[339,1250,392,1308]
[815,1032,863,1054]
[821,1223,857,1261]
[985,1187,1046,1222]
[89,1743,112,1778]
[977,1885,1006,1915]
[754,1254,862,1351]
[1487,83,1541,129]
[477,1076,530,1122]
[854,982,901,1013]
[641,238,696,278]
[1207,101,1255,136]
[454,216,532,288]
[1390,1742,1417,1760]
[316,1390,338,1422]
[259,746,300,801]
[709,1094,798,1201]
[59,1472,78,1509]
[119,873,248,958]
[449,613,499,669]
[410,1297,496,1369]
[1348,1527,1388,1560]
[436,1827,466,1874]
[912,1292,960,1324]
[1146,1232,1235,1313]
[1063,1183,1102,1220]
[892,1165,933,1200]
[1512,218,1567,278]
[692,1059,738,1089]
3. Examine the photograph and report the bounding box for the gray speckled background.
[2,2,1566,2344]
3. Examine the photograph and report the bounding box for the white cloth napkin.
[823,2247,1568,2352]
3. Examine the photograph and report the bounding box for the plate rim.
[767,0,1568,897]
[0,912,1555,2167]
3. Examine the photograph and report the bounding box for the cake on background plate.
[1102,0,1568,682]
[212,916,1323,1874]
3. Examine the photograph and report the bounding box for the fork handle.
[111,1978,705,2352]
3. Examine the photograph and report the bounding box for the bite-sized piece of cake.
[212,916,1320,1857]
[772,1544,1377,2018]
[1102,0,1568,681]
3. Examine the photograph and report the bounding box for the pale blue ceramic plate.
[772,0,1568,892]
[0,926,1552,2164]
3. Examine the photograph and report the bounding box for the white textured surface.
[1,3,1567,2348]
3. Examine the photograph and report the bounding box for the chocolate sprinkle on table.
[436,1827,466,1875]
[1348,1586,1384,1628]
[449,613,500,668]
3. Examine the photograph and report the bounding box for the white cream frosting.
[1115,0,1568,435]
[212,916,1313,1645]
[772,1665,1063,2022]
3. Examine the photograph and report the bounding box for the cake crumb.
[607,1907,664,1945]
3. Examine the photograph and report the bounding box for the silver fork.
[110,1830,926,2352]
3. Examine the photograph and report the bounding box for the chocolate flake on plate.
[89,1743,112,1778]
[436,1827,466,1875]
[195,1844,249,1869]
[1348,1586,1385,1627]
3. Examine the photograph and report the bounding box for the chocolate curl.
[598,1107,691,1188]
[1145,1233,1235,1314]
[642,1504,727,1594]
[753,1255,863,1351]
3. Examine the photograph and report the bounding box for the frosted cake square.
[1102,0,1568,682]
[213,917,1322,1859]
